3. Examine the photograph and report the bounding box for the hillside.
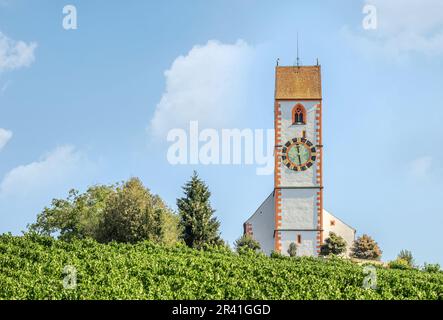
[0,234,441,300]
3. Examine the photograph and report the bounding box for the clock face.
[282,138,317,171]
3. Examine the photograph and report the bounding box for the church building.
[244,64,356,257]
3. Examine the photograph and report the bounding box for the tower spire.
[296,32,300,67]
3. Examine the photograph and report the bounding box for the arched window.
[292,104,306,125]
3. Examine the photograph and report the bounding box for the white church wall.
[280,188,318,230]
[246,192,275,255]
[280,231,317,257]
[322,209,356,257]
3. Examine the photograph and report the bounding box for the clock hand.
[296,145,302,165]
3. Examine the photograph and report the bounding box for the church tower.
[273,65,323,256]
[244,63,355,257]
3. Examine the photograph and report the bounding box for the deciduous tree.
[350,234,382,260]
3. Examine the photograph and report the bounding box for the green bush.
[397,250,415,268]
[388,258,411,270]
[270,250,285,259]
[234,234,260,253]
[287,243,297,257]
[423,263,441,273]
[0,234,442,300]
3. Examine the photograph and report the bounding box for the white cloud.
[344,0,443,58]
[0,145,98,233]
[409,156,433,179]
[149,40,255,138]
[0,145,88,197]
[0,32,37,72]
[0,128,12,151]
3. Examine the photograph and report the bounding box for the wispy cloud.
[149,40,255,138]
[344,0,443,59]
[0,128,12,151]
[0,31,37,72]
[0,145,98,233]
[0,145,90,197]
[408,156,433,179]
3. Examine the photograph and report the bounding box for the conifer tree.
[287,242,297,257]
[177,171,222,248]
[320,232,347,256]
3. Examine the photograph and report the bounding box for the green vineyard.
[0,234,441,300]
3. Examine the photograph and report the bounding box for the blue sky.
[0,0,442,265]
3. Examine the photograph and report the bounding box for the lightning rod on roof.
[296,32,300,67]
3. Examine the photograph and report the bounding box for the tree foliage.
[350,234,382,261]
[287,242,297,257]
[234,234,260,253]
[320,232,347,256]
[397,249,415,268]
[388,258,411,270]
[28,185,114,241]
[28,178,179,245]
[177,171,222,248]
[97,178,178,244]
[270,250,285,259]
[423,263,441,273]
